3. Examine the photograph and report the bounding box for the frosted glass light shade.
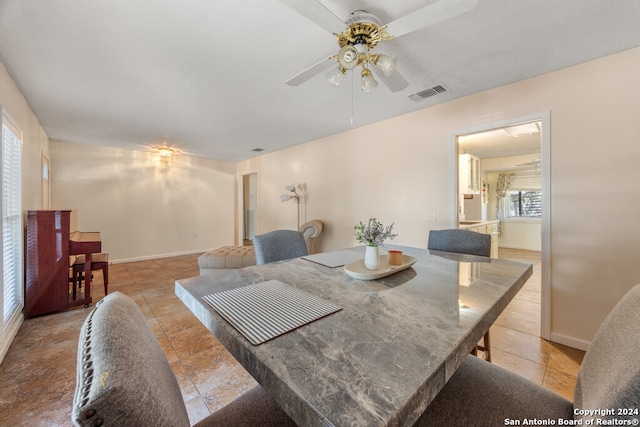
[375,54,395,77]
[361,68,378,92]
[326,67,346,86]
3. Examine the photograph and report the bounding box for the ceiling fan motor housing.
[337,10,392,50]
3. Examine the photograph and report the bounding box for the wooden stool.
[71,253,109,296]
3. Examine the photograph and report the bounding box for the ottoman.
[198,220,323,275]
[198,246,256,275]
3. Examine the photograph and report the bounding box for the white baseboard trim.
[549,331,591,352]
[110,249,207,265]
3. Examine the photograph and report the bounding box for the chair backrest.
[427,229,491,257]
[573,284,640,421]
[298,219,323,254]
[253,229,309,265]
[73,292,190,427]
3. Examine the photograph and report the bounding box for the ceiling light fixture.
[503,122,540,137]
[324,14,396,93]
[157,147,174,157]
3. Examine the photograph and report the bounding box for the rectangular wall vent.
[409,85,447,101]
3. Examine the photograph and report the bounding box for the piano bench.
[71,253,109,296]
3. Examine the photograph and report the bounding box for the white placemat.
[202,280,341,345]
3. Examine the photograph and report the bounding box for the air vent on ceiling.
[408,85,447,101]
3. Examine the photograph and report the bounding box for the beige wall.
[238,47,640,348]
[49,141,237,262]
[0,62,49,211]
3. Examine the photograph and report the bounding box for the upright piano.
[25,210,102,317]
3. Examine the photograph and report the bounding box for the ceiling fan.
[279,0,478,93]
[516,158,541,170]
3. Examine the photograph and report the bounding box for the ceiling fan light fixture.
[361,68,378,92]
[374,54,395,77]
[326,66,346,86]
[338,45,361,70]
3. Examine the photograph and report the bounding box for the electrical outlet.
[425,211,436,222]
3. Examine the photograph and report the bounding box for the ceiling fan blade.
[277,0,346,35]
[372,67,409,92]
[385,0,478,38]
[286,56,336,86]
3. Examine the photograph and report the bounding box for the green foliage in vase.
[354,217,397,247]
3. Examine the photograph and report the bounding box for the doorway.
[240,173,257,245]
[452,112,550,340]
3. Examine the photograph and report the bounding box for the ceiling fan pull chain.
[350,71,355,125]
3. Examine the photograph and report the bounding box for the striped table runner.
[202,280,342,345]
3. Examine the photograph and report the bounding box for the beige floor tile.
[547,343,584,377]
[490,324,552,366]
[491,347,546,384]
[164,322,221,360]
[543,366,578,401]
[185,394,213,426]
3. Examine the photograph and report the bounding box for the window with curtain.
[2,112,23,331]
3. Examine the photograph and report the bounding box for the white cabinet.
[487,222,499,258]
[459,154,480,194]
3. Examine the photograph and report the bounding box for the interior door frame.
[450,111,551,340]
[236,172,258,246]
[41,152,50,209]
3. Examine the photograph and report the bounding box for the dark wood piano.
[25,210,102,317]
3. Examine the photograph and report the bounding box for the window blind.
[2,117,23,326]
[510,172,541,191]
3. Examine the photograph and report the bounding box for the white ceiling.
[458,121,541,159]
[1,1,639,161]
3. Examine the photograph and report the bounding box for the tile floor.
[0,248,584,425]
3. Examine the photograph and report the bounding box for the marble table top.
[175,245,532,427]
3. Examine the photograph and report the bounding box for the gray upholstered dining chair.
[428,228,492,360]
[416,283,640,426]
[253,229,308,265]
[72,292,296,427]
[427,228,491,257]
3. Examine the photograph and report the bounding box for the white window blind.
[2,115,23,326]
[510,172,541,191]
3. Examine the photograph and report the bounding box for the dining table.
[175,244,533,427]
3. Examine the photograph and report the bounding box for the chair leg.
[476,330,491,362]
[471,330,491,362]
